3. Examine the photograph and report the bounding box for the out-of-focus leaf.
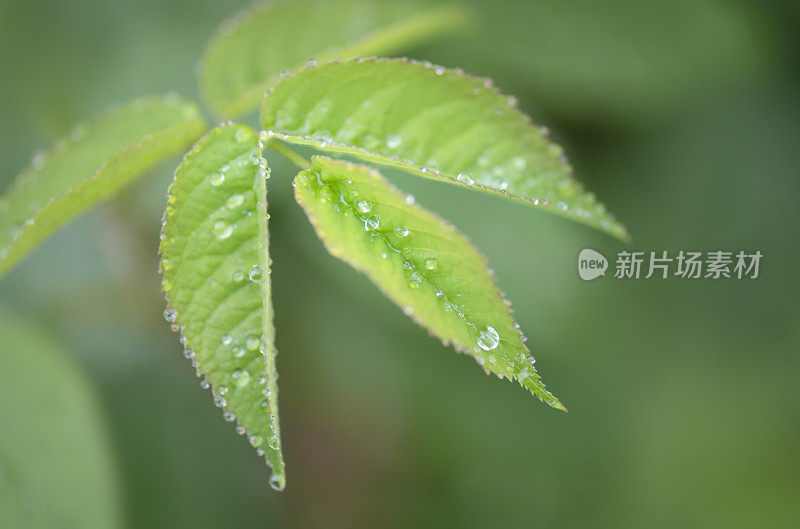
[199,0,469,118]
[159,124,285,489]
[0,96,206,278]
[0,308,122,529]
[454,0,770,122]
[261,58,628,240]
[293,156,565,410]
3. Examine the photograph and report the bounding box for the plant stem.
[264,138,310,170]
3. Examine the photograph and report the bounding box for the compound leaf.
[159,124,285,489]
[0,95,206,278]
[293,155,565,410]
[261,58,628,240]
[0,308,122,529]
[199,0,469,118]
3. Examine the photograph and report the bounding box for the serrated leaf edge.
[198,1,470,118]
[293,155,566,411]
[157,124,286,489]
[262,56,629,242]
[0,94,206,277]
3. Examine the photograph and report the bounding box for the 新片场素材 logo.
[578,249,608,280]
[578,249,762,280]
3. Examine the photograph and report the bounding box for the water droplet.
[160,257,173,271]
[200,377,210,389]
[223,410,235,422]
[232,346,244,358]
[248,264,263,281]
[457,172,474,185]
[226,194,244,209]
[355,200,371,213]
[424,258,438,270]
[246,336,260,350]
[434,66,446,75]
[526,357,536,366]
[409,271,422,288]
[163,308,177,322]
[249,434,263,447]
[394,226,409,237]
[232,270,244,282]
[213,395,227,408]
[232,369,251,387]
[221,335,232,345]
[234,127,253,144]
[209,172,225,186]
[477,326,500,351]
[386,134,402,149]
[268,474,282,491]
[213,220,233,239]
[405,194,415,205]
[218,385,228,395]
[267,436,279,450]
[161,278,173,291]
[183,349,194,359]
[364,216,379,231]
[517,366,530,382]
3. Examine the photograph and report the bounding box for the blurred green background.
[1,0,798,527]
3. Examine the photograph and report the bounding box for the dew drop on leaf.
[477,325,500,351]
[364,216,379,231]
[248,264,263,281]
[424,258,439,270]
[456,172,475,185]
[268,474,282,491]
[209,172,225,186]
[226,193,244,209]
[213,220,233,239]
[232,369,251,388]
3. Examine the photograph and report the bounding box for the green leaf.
[199,0,469,118]
[159,124,285,489]
[260,58,628,240]
[293,156,565,411]
[0,308,122,529]
[0,95,207,278]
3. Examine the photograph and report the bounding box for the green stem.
[264,138,310,170]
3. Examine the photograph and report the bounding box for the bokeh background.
[1,0,798,527]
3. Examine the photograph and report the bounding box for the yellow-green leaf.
[0,95,206,278]
[159,124,285,489]
[261,58,628,240]
[0,308,122,528]
[293,155,565,410]
[199,0,469,118]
